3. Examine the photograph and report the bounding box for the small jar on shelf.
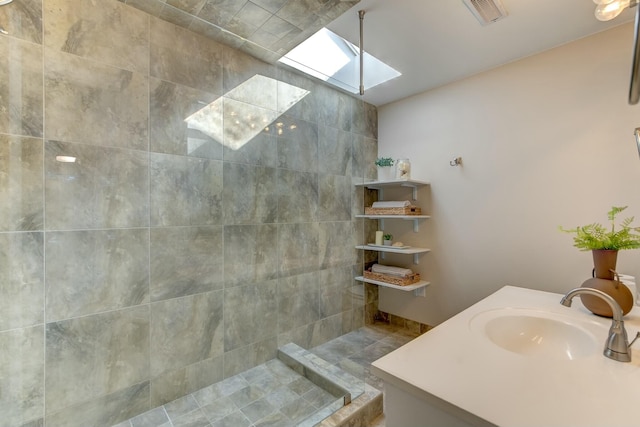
[396,158,411,180]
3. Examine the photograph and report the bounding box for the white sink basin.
[470,308,602,360]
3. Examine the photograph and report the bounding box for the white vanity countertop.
[371,285,640,427]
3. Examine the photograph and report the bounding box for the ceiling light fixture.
[593,0,640,104]
[593,0,637,21]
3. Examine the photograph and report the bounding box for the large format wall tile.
[277,272,319,334]
[222,131,278,167]
[149,78,223,159]
[44,140,149,230]
[44,0,149,73]
[45,306,150,415]
[351,100,378,139]
[277,169,318,223]
[0,0,42,45]
[0,326,44,427]
[222,162,277,224]
[278,222,320,277]
[351,134,377,180]
[277,116,318,173]
[0,135,43,231]
[150,16,223,94]
[44,49,149,150]
[0,38,43,137]
[318,267,353,319]
[0,232,43,331]
[222,337,277,378]
[318,174,351,222]
[224,224,278,287]
[318,125,352,177]
[150,291,224,377]
[150,153,223,226]
[150,354,223,407]
[45,382,150,427]
[223,281,278,351]
[319,221,358,269]
[45,229,149,321]
[150,226,223,302]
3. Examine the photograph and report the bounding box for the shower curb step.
[277,343,382,427]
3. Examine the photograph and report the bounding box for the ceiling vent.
[462,0,508,25]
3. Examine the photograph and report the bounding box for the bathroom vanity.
[371,286,640,427]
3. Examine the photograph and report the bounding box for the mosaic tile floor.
[112,323,420,427]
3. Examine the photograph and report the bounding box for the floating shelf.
[355,276,430,293]
[355,245,430,264]
[355,214,430,232]
[356,179,429,200]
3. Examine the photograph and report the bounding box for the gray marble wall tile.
[223,337,277,378]
[277,116,318,173]
[318,267,352,318]
[45,305,150,414]
[150,226,223,302]
[223,162,277,224]
[44,49,148,150]
[222,97,278,155]
[309,314,343,348]
[150,153,223,226]
[316,84,352,133]
[351,100,378,139]
[318,174,351,221]
[0,232,43,332]
[150,78,223,159]
[351,134,377,180]
[223,281,277,351]
[45,229,150,321]
[150,354,223,406]
[0,135,43,231]
[0,0,42,44]
[45,382,151,427]
[224,224,278,287]
[150,17,223,94]
[150,291,224,377]
[277,272,319,334]
[278,223,320,277]
[318,126,352,177]
[125,0,166,17]
[222,131,277,167]
[44,0,149,73]
[277,169,317,223]
[276,69,317,123]
[44,140,149,230]
[222,44,277,95]
[0,38,43,137]
[0,325,44,427]
[158,2,196,28]
[197,0,245,27]
[167,0,208,15]
[319,221,357,269]
[223,70,277,111]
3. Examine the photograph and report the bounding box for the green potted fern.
[560,206,640,279]
[375,157,394,182]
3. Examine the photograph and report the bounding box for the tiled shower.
[0,0,379,425]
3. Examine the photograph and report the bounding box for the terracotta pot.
[592,249,618,280]
[580,277,633,317]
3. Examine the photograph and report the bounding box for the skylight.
[278,28,401,94]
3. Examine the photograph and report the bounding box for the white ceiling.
[327,0,636,106]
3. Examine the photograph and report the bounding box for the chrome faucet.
[560,287,633,362]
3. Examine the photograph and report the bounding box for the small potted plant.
[560,206,640,279]
[375,157,394,182]
[560,206,640,317]
[383,233,393,246]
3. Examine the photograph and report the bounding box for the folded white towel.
[371,200,411,208]
[372,264,413,277]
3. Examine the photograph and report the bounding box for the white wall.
[378,23,640,326]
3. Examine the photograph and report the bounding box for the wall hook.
[449,157,462,167]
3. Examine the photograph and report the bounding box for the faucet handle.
[629,331,640,349]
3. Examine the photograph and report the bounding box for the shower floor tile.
[113,323,420,427]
